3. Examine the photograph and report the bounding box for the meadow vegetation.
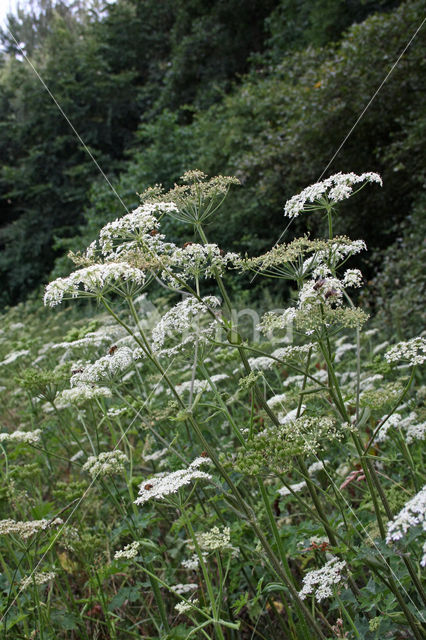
[0,1,425,638]
[0,171,424,638]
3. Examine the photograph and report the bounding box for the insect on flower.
[313,279,326,290]
[108,345,118,356]
[144,484,153,490]
[325,288,339,300]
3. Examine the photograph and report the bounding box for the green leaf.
[50,610,80,631]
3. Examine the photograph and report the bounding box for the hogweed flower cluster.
[173,583,198,595]
[0,429,41,445]
[0,349,30,367]
[151,295,221,356]
[21,571,56,590]
[175,599,198,615]
[134,457,212,506]
[245,236,366,280]
[385,337,426,366]
[163,242,240,287]
[44,263,146,307]
[181,554,200,570]
[82,450,128,478]
[0,518,63,539]
[114,541,141,560]
[55,384,112,407]
[298,557,347,601]
[278,481,307,497]
[97,202,177,256]
[70,346,136,386]
[386,486,426,545]
[197,526,231,551]
[284,171,382,218]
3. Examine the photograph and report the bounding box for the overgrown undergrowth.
[0,172,424,639]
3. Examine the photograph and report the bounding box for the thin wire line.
[6,29,129,214]
[270,14,425,252]
[317,15,426,181]
[0,358,175,624]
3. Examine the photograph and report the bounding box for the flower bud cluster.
[236,416,349,475]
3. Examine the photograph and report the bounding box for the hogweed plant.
[0,170,425,639]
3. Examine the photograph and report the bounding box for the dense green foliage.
[1,0,424,312]
[0,3,425,638]
[0,174,425,639]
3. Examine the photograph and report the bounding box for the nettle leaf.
[162,624,194,639]
[50,610,80,631]
[108,586,140,611]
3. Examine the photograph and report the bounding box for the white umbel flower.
[267,393,287,409]
[44,263,146,306]
[175,599,198,614]
[98,202,177,255]
[114,541,140,560]
[385,337,426,366]
[299,557,347,601]
[342,269,363,288]
[55,384,112,408]
[173,583,198,595]
[21,571,56,590]
[0,349,30,367]
[0,429,41,445]
[405,418,426,444]
[82,450,128,478]
[386,486,426,543]
[278,481,307,497]
[164,242,240,286]
[248,356,275,371]
[307,460,328,475]
[151,295,220,355]
[70,347,134,386]
[134,457,212,506]
[182,554,200,570]
[272,343,316,360]
[0,518,63,539]
[197,526,231,551]
[284,172,382,218]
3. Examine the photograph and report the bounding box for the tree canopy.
[0,0,423,306]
